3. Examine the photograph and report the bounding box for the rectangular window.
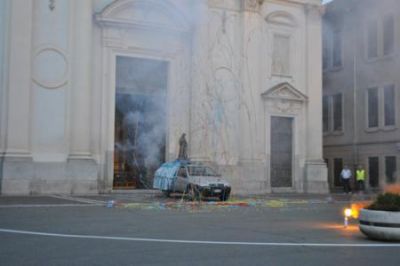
[367,20,378,59]
[323,96,329,132]
[368,157,379,188]
[333,158,343,187]
[332,31,342,67]
[384,85,395,126]
[383,15,395,56]
[367,88,379,128]
[385,156,397,184]
[332,94,343,131]
[272,34,290,76]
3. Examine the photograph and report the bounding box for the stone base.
[304,160,329,194]
[0,157,99,195]
[218,161,270,195]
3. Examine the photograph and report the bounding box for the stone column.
[66,0,97,194]
[1,0,34,194]
[5,0,33,157]
[0,0,10,155]
[304,4,328,193]
[31,0,70,162]
[239,0,262,162]
[237,0,266,194]
[69,0,93,159]
[190,0,210,162]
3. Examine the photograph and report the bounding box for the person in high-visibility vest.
[356,165,366,192]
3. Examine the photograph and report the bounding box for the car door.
[174,166,188,192]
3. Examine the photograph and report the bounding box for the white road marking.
[0,228,399,247]
[0,204,103,208]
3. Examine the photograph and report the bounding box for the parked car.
[153,160,231,201]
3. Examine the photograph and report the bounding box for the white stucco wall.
[1,0,328,195]
[0,0,10,156]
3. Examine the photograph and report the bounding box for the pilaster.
[304,4,328,193]
[6,0,33,157]
[69,0,93,159]
[31,0,71,161]
[239,1,263,162]
[0,0,10,155]
[190,0,211,162]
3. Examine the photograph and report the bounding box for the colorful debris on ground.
[109,198,314,212]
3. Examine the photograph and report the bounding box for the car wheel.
[162,190,171,198]
[219,191,230,201]
[187,185,201,201]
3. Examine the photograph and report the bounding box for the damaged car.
[153,160,231,201]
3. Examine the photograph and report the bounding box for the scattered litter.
[106,200,116,208]
[112,198,313,212]
[265,200,286,208]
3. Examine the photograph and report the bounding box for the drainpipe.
[352,16,359,173]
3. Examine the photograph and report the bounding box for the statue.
[178,133,188,160]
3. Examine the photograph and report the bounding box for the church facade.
[0,0,328,195]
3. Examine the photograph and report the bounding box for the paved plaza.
[0,192,399,266]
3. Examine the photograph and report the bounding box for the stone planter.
[359,209,400,241]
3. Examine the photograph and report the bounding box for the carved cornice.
[95,0,191,33]
[304,3,325,17]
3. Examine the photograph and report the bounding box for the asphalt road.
[0,195,399,266]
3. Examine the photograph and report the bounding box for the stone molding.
[262,82,307,114]
[32,45,68,89]
[304,3,324,19]
[262,82,307,102]
[265,10,297,27]
[94,0,190,33]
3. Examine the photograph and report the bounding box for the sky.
[322,0,334,4]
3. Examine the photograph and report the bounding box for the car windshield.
[187,166,218,176]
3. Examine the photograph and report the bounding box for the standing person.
[356,165,366,192]
[340,165,352,194]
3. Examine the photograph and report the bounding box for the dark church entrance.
[113,56,168,189]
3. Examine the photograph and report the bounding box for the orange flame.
[350,201,371,219]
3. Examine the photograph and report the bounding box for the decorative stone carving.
[49,0,55,11]
[265,11,297,27]
[242,0,264,12]
[32,46,68,89]
[267,99,302,114]
[262,82,307,102]
[262,82,307,114]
